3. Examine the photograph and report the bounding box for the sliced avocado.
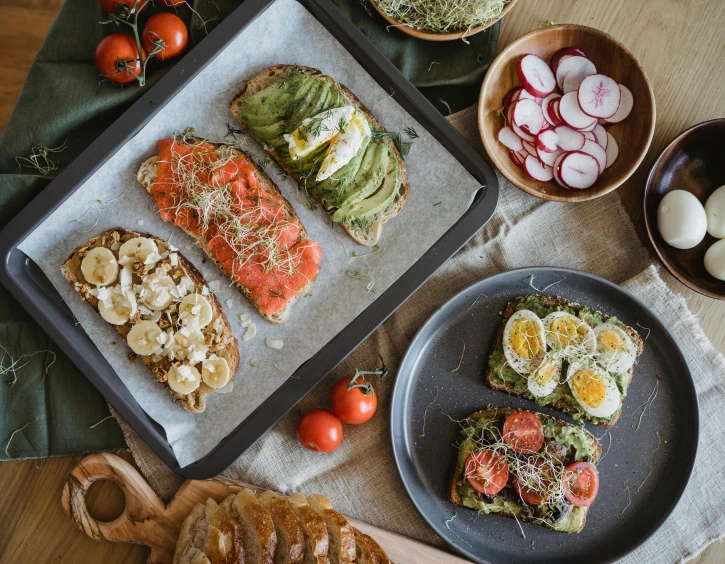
[333,149,399,222]
[276,78,319,130]
[249,120,288,144]
[286,82,330,133]
[240,83,292,123]
[333,141,388,209]
[315,135,371,204]
[279,142,329,175]
[327,85,346,109]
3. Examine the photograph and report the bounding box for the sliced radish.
[555,126,585,151]
[578,119,598,132]
[524,155,554,182]
[583,131,596,142]
[556,56,596,91]
[551,99,564,126]
[593,124,608,148]
[550,47,587,73]
[559,92,598,130]
[538,146,561,167]
[517,89,538,102]
[553,152,569,188]
[498,126,523,152]
[602,84,633,123]
[517,54,557,97]
[605,132,618,168]
[509,149,524,167]
[558,151,600,189]
[580,139,607,171]
[522,139,538,157]
[506,103,515,127]
[577,74,621,119]
[536,129,559,153]
[503,87,522,108]
[513,99,545,136]
[541,93,562,126]
[512,121,535,142]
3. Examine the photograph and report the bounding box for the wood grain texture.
[0,1,725,564]
[62,453,470,564]
[479,24,655,202]
[644,119,725,299]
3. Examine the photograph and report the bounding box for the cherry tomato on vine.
[330,376,378,424]
[296,409,343,453]
[99,0,148,15]
[142,13,189,61]
[95,34,145,85]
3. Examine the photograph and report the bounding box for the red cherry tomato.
[99,0,148,15]
[562,462,600,506]
[95,34,145,85]
[502,411,544,455]
[464,451,509,496]
[296,409,343,453]
[513,458,555,505]
[142,13,189,61]
[330,376,378,425]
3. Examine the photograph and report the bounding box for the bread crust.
[485,294,644,427]
[286,493,330,564]
[305,495,356,564]
[257,490,305,564]
[60,228,239,413]
[222,489,277,564]
[448,407,602,535]
[136,137,318,325]
[173,498,244,564]
[228,64,410,247]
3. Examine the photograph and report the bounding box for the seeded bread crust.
[137,137,318,325]
[60,228,239,414]
[228,64,410,247]
[485,294,644,427]
[448,407,602,535]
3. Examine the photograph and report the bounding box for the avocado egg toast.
[450,408,602,534]
[61,228,239,413]
[229,64,410,247]
[486,295,644,426]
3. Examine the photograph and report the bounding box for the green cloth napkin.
[0,0,500,461]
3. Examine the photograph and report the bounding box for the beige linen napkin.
[114,107,725,562]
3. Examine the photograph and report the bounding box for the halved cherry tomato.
[562,462,600,506]
[99,0,148,15]
[513,458,555,505]
[330,376,377,425]
[464,450,509,496]
[502,411,544,455]
[296,409,343,453]
[95,34,145,85]
[142,13,189,61]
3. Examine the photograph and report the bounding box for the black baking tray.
[0,0,499,478]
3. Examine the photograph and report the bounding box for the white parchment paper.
[18,0,482,467]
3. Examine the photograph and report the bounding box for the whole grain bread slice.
[229,64,410,247]
[173,498,244,564]
[305,495,356,564]
[137,137,318,324]
[286,493,330,564]
[257,490,305,564]
[486,294,644,426]
[449,407,602,534]
[222,489,277,564]
[60,228,239,413]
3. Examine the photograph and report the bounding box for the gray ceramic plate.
[390,267,698,564]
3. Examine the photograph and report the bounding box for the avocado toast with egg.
[229,64,410,247]
[487,295,644,426]
[450,408,602,534]
[61,228,239,413]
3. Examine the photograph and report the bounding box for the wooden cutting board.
[62,453,471,564]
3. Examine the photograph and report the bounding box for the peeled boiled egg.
[543,311,595,353]
[527,354,562,397]
[704,239,725,281]
[657,190,707,249]
[503,309,546,375]
[594,322,637,374]
[705,185,725,239]
[567,361,621,419]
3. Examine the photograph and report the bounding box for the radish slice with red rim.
[509,149,524,167]
[551,99,564,126]
[558,151,600,189]
[556,56,596,92]
[524,155,554,182]
[550,47,587,73]
[499,126,524,152]
[593,124,608,148]
[536,129,559,153]
[512,121,535,142]
[517,54,557,97]
[538,147,561,167]
[555,126,585,151]
[559,92,598,130]
[541,93,561,126]
[602,84,633,123]
[503,87,523,108]
[578,119,598,132]
[513,99,545,136]
[553,152,569,188]
[577,74,621,118]
[582,131,596,142]
[605,132,618,168]
[580,139,607,172]
[522,139,538,157]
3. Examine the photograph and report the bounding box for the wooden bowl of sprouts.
[369,0,518,41]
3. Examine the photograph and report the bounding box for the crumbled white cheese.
[176,364,195,382]
[110,241,121,251]
[209,280,221,293]
[169,244,178,252]
[169,253,178,267]
[144,251,162,265]
[265,337,283,349]
[217,381,234,394]
[201,286,209,296]
[137,220,145,226]
[242,324,256,341]
[225,299,233,308]
[187,349,207,363]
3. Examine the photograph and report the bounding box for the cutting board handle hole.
[84,479,126,522]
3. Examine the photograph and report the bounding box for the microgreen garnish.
[428,61,440,72]
[450,337,466,372]
[438,98,453,115]
[373,0,508,34]
[15,138,68,176]
[544,19,556,27]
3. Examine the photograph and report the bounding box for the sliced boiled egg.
[594,322,636,373]
[284,106,355,160]
[567,361,621,418]
[543,311,595,353]
[527,354,562,397]
[316,111,371,182]
[503,309,546,375]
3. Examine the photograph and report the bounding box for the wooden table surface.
[0,0,723,562]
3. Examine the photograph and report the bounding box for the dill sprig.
[370,126,417,157]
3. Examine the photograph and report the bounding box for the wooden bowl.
[368,0,518,42]
[479,24,656,202]
[644,119,725,300]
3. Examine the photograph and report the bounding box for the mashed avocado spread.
[488,295,630,425]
